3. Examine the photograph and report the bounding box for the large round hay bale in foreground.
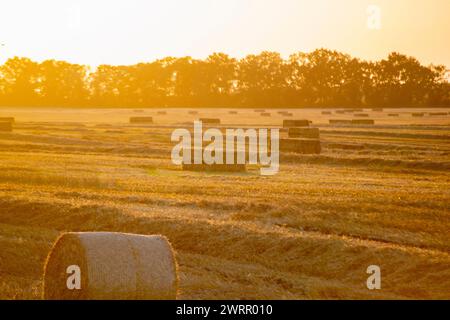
[288,127,320,139]
[0,121,13,132]
[129,116,154,124]
[43,232,178,300]
[283,119,310,128]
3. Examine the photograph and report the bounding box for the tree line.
[0,49,448,108]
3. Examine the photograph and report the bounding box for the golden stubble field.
[0,107,449,299]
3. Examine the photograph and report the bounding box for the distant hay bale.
[335,110,346,114]
[0,121,12,132]
[157,111,167,115]
[354,113,369,117]
[329,119,352,125]
[188,111,199,115]
[261,112,271,117]
[254,109,265,112]
[288,127,320,139]
[133,110,144,113]
[229,111,238,114]
[388,113,399,117]
[283,119,310,128]
[0,117,15,123]
[43,232,178,300]
[351,119,375,125]
[412,113,424,117]
[321,111,332,115]
[280,138,321,154]
[199,118,221,125]
[129,117,154,124]
[429,112,447,116]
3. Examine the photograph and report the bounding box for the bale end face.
[288,128,320,139]
[283,119,310,128]
[43,232,178,300]
[129,117,154,124]
[351,119,375,125]
[0,117,15,123]
[199,118,221,125]
[0,121,13,132]
[280,138,321,154]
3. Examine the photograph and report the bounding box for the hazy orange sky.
[0,0,449,67]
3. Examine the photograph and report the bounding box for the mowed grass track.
[0,107,449,299]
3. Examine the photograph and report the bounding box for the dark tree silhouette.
[0,51,448,108]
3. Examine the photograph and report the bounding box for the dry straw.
[129,117,154,124]
[43,232,178,300]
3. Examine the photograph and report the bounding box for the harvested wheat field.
[0,107,449,300]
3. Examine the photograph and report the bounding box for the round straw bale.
[43,232,178,300]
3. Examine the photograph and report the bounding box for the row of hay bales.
[0,117,14,132]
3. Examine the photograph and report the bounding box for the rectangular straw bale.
[351,119,375,125]
[288,127,320,139]
[199,118,221,125]
[0,122,13,132]
[283,119,310,128]
[329,119,352,125]
[129,117,153,124]
[0,117,15,123]
[280,138,321,154]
